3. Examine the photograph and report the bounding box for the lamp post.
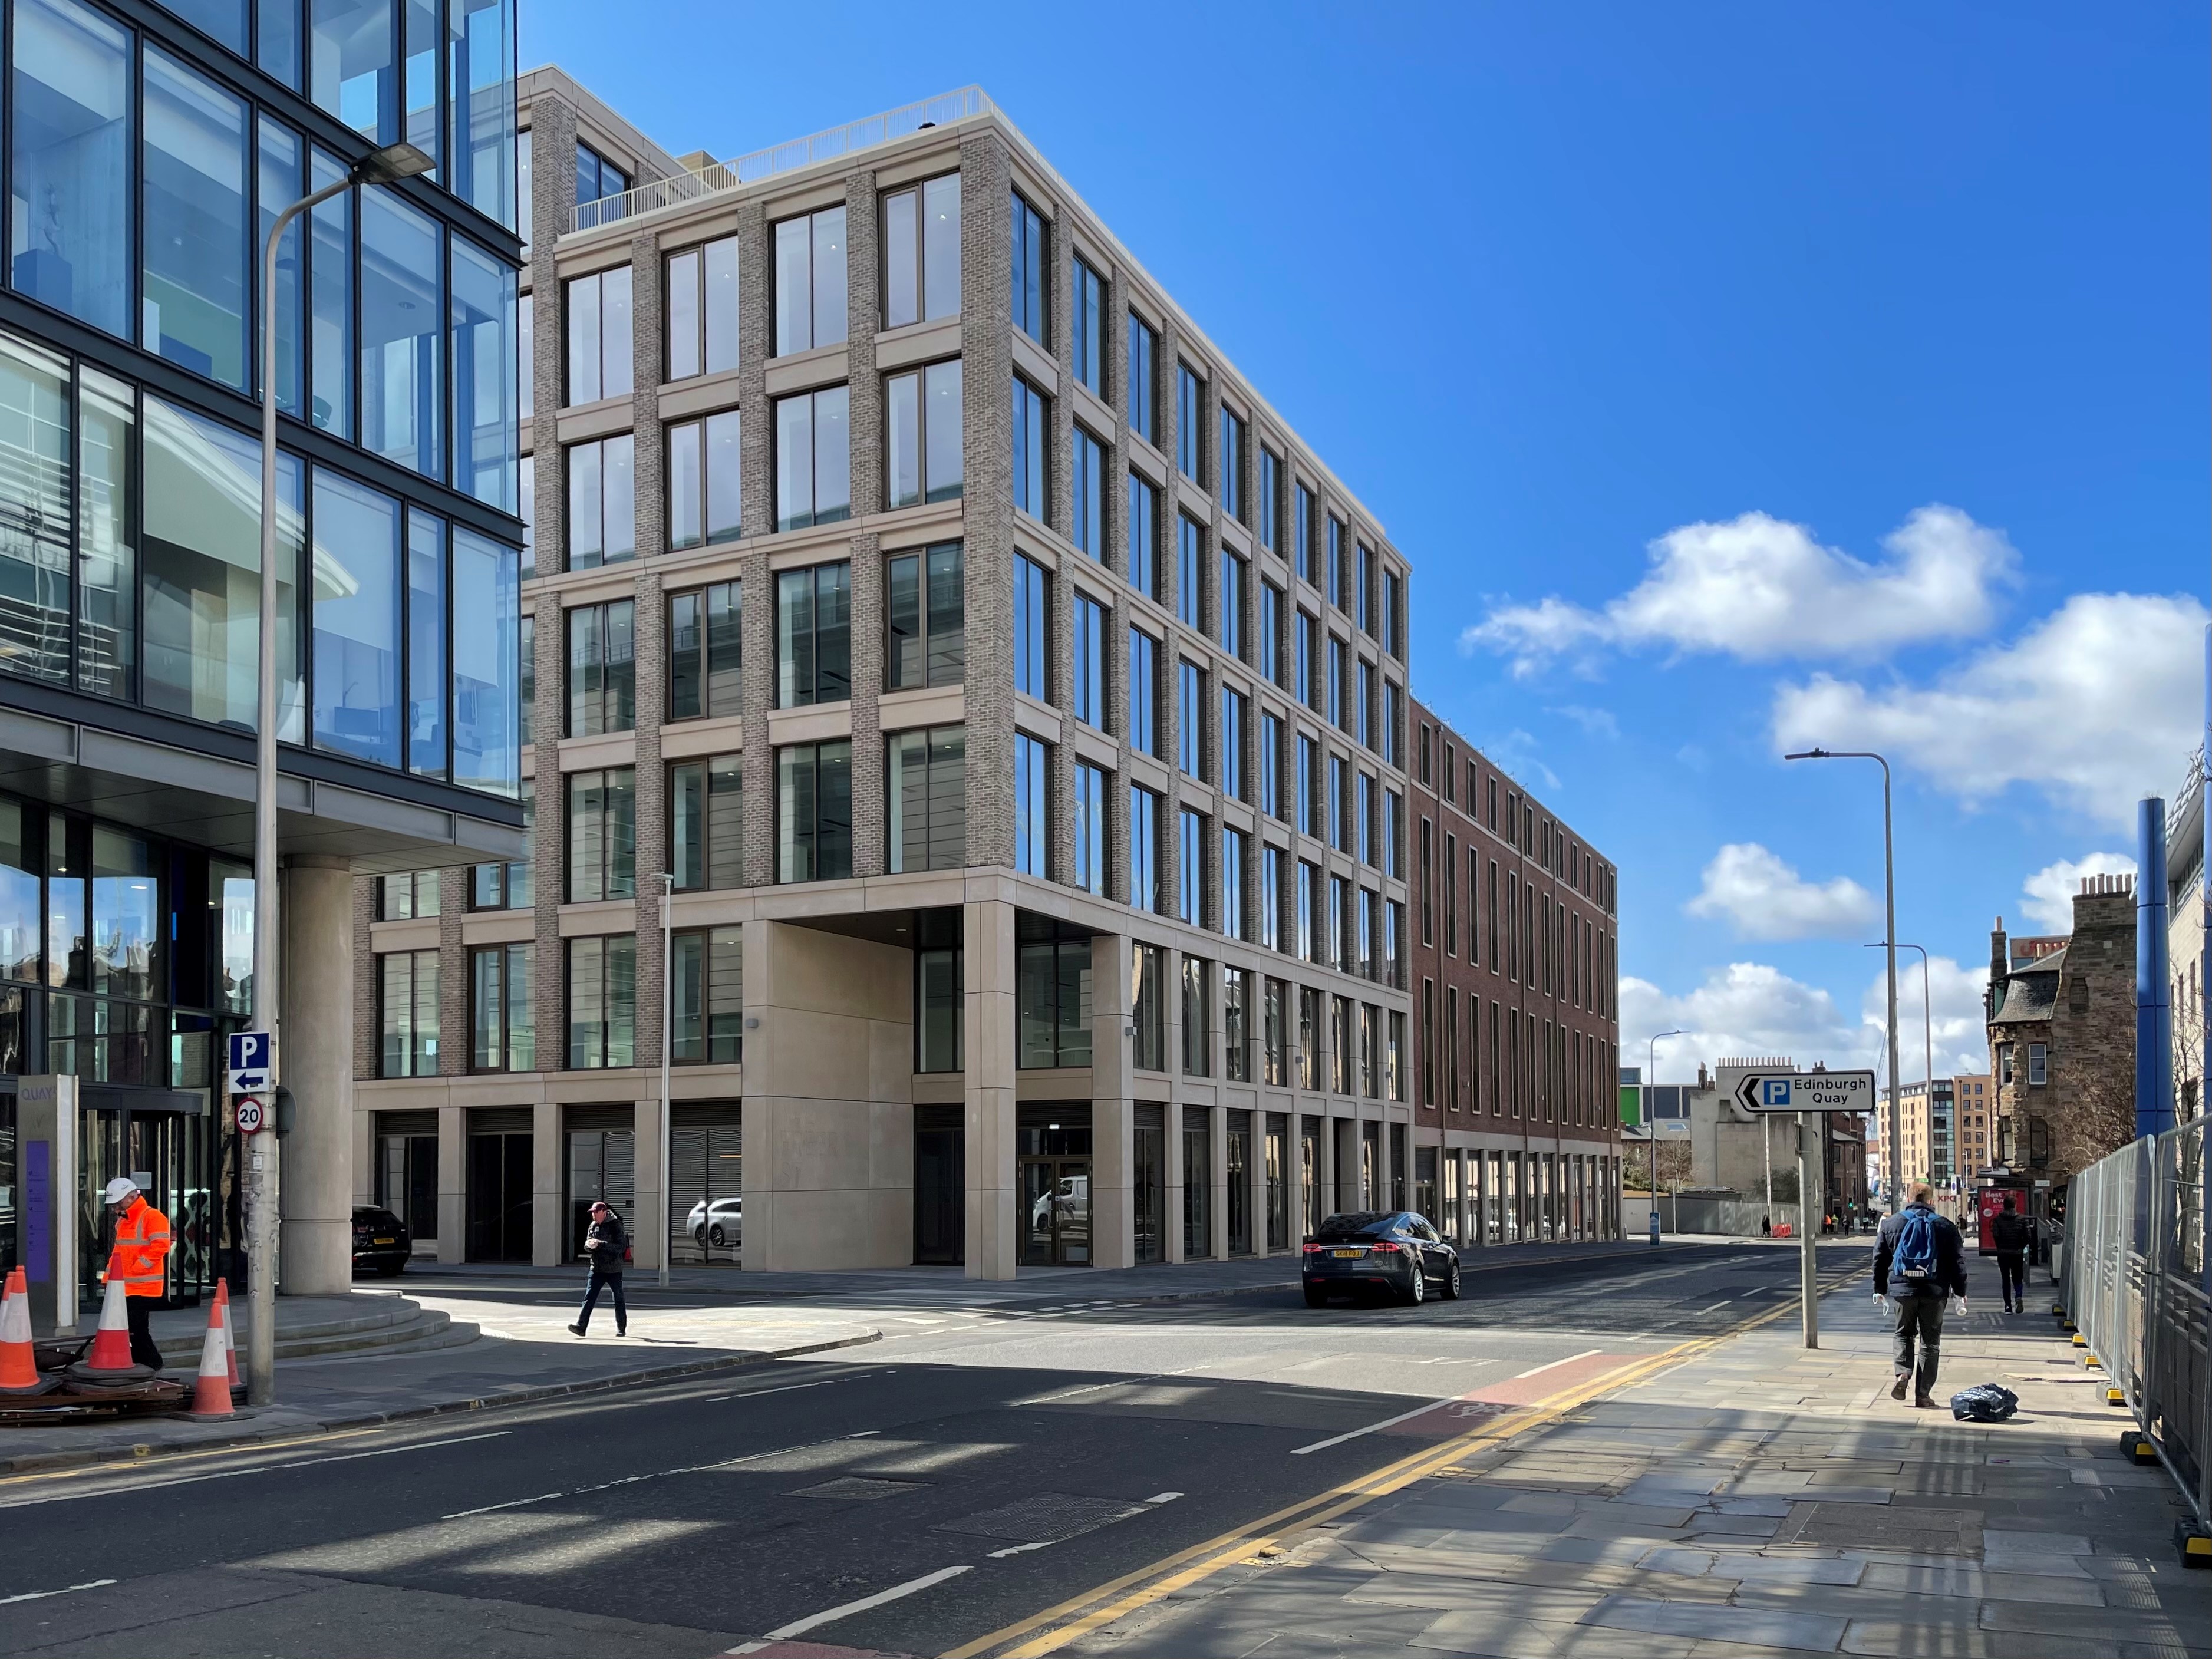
[1648,1029,1682,1231]
[1867,940,1936,1201]
[248,140,433,1407]
[1786,748,1902,1223]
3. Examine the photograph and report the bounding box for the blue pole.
[2137,797,2173,1138]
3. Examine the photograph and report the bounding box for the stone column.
[632,1096,665,1272]
[1163,1089,1186,1264]
[1209,1103,1228,1261]
[1248,1112,1268,1256]
[436,1103,464,1264]
[279,856,355,1294]
[532,1101,561,1266]
[1090,932,1135,1269]
[965,899,1018,1278]
[1283,1107,1305,1252]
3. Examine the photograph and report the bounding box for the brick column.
[959,137,1016,872]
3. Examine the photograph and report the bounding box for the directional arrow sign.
[1733,1069,1876,1116]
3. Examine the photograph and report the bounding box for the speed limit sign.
[235,1097,265,1134]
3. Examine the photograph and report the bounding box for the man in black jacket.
[1873,1185,1969,1407]
[568,1201,629,1338]
[1991,1195,2032,1313]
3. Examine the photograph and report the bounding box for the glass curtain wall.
[142,51,249,389]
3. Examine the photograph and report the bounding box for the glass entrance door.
[1020,1157,1090,1266]
[77,1096,213,1308]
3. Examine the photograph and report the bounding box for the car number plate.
[372,1237,395,1245]
[1331,1248,1362,1258]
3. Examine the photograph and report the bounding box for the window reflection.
[310,0,397,143]
[360,185,443,479]
[309,147,352,437]
[143,50,249,388]
[258,118,305,419]
[76,368,134,700]
[448,0,517,229]
[311,467,402,767]
[451,528,518,798]
[11,0,132,340]
[0,333,71,685]
[451,236,516,510]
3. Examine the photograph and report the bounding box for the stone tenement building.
[351,74,1622,1277]
[1985,875,2138,1191]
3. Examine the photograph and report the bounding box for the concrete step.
[274,1306,469,1360]
[291,1320,483,1361]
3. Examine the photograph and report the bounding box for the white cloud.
[2020,852,2138,932]
[1484,729,1562,793]
[1684,843,1880,941]
[1622,962,1859,1081]
[1465,506,2015,677]
[1860,954,1991,1084]
[1772,592,2204,829]
[1552,704,1621,741]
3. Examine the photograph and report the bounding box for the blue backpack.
[1893,1208,1939,1288]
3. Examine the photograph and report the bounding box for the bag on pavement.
[1949,1384,2018,1423]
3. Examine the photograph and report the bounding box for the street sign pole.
[1799,1112,1819,1348]
[229,1029,278,1403]
[1738,1070,1875,1351]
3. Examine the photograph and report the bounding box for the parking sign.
[228,1031,273,1093]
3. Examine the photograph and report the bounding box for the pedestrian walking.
[1991,1195,2032,1313]
[1873,1182,1969,1407]
[568,1202,629,1338]
[100,1177,172,1370]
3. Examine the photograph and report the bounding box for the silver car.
[685,1196,744,1247]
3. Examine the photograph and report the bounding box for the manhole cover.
[937,1492,1145,1543]
[794,1476,924,1502]
[1784,1502,1982,1555]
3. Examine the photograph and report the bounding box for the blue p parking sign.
[1761,1078,1793,1108]
[228,1031,273,1093]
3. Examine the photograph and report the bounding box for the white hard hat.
[101,1177,140,1205]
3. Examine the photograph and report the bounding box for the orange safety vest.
[106,1196,172,1298]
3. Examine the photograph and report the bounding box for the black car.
[1301,1211,1461,1307]
[351,1205,411,1277]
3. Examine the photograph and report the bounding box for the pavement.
[1044,1253,2212,1659]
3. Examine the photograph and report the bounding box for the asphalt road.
[0,1240,1863,1659]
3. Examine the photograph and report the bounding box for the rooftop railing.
[572,87,994,234]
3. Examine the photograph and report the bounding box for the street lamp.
[1866,940,1936,1199]
[1647,1029,1682,1230]
[248,140,434,1406]
[1786,748,1903,1221]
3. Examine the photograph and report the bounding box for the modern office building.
[0,0,525,1314]
[1405,698,1621,1245]
[354,73,1618,1279]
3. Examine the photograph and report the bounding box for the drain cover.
[1785,1502,1982,1555]
[793,1476,924,1502]
[937,1492,1146,1543]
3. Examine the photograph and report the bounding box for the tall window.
[1223,967,1250,1080]
[1018,935,1092,1068]
[566,601,635,736]
[1219,407,1245,520]
[1383,789,1403,878]
[1260,581,1283,685]
[668,755,742,890]
[668,581,741,720]
[1181,954,1210,1076]
[882,173,960,327]
[915,946,962,1072]
[1178,807,1204,924]
[1223,827,1248,941]
[1328,636,1349,731]
[1221,551,1246,658]
[1328,754,1348,852]
[379,949,439,1077]
[308,148,351,437]
[1260,450,1281,552]
[886,359,963,506]
[665,236,739,380]
[1072,428,1105,556]
[1010,190,1048,342]
[1177,515,1203,629]
[471,825,532,913]
[1358,660,1376,750]
[1130,784,1161,913]
[1012,375,1047,520]
[1357,543,1376,635]
[564,267,631,404]
[776,740,852,881]
[1298,860,1320,963]
[1128,473,1157,596]
[1132,943,1164,1070]
[1014,733,1049,876]
[1074,763,1106,895]
[773,205,846,355]
[1327,516,1346,609]
[144,50,249,389]
[1261,845,1283,951]
[1294,482,1315,585]
[1175,362,1204,482]
[1297,734,1319,837]
[886,542,964,690]
[1295,612,1318,710]
[774,385,850,529]
[470,942,532,1071]
[1178,659,1204,778]
[378,870,440,920]
[565,767,635,902]
[1129,630,1159,757]
[1222,687,1247,800]
[1356,773,1374,865]
[1073,591,1105,728]
[1383,568,1403,658]
[574,141,628,205]
[566,935,635,1068]
[566,434,634,568]
[1014,555,1049,699]
[670,925,743,1063]
[888,725,966,872]
[1260,712,1283,817]
[1126,312,1158,444]
[776,562,852,707]
[12,0,131,341]
[1072,257,1104,393]
[1384,680,1403,767]
[667,410,740,548]
[517,612,533,746]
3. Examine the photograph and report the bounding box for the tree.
[1622,1139,1691,1193]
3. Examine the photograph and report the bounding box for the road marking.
[1146,1492,1182,1504]
[1288,1393,1469,1455]
[1701,1298,1736,1314]
[441,1492,562,1519]
[1,1431,510,1509]
[758,1564,973,1641]
[0,1579,116,1606]
[703,1370,881,1403]
[1513,1347,1604,1380]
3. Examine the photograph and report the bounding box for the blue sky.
[524,1,2208,1086]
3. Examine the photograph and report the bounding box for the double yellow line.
[947,1266,1861,1659]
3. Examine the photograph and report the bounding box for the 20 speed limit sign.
[235,1097,266,1133]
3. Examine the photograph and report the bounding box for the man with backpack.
[1873,1183,1969,1406]
[1991,1195,2032,1313]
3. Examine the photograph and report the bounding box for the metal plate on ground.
[1781,1501,1983,1555]
[936,1492,1146,1543]
[792,1476,924,1501]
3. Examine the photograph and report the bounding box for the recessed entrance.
[1018,1106,1090,1267]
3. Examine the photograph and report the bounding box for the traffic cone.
[68,1277,151,1381]
[0,1267,55,1394]
[216,1281,239,1387]
[189,1299,238,1418]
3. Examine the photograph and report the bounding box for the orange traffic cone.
[0,1266,55,1394]
[189,1298,238,1418]
[216,1281,239,1387]
[68,1276,151,1381]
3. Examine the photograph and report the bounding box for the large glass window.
[1178,659,1202,778]
[1181,954,1209,1077]
[1072,257,1103,394]
[574,140,627,206]
[914,945,962,1072]
[378,949,437,1077]
[309,147,352,437]
[405,508,444,779]
[1177,514,1202,629]
[1223,827,1247,941]
[883,173,959,328]
[886,359,962,506]
[256,118,304,420]
[448,0,517,230]
[1219,407,1245,521]
[1012,375,1047,520]
[469,941,531,1071]
[169,0,248,54]
[565,599,635,736]
[1072,427,1104,558]
[1260,712,1282,817]
[1260,450,1281,552]
[310,0,397,141]
[1222,687,1246,801]
[1128,629,1158,757]
[1017,936,1091,1069]
[0,335,71,685]
[1221,550,1245,658]
[1014,554,1047,699]
[1072,591,1103,728]
[1175,363,1204,483]
[1010,191,1047,343]
[1126,312,1156,444]
[566,434,634,568]
[773,206,845,355]
[1261,581,1283,687]
[668,580,740,720]
[668,754,741,890]
[888,724,965,873]
[1128,472,1156,597]
[773,385,850,530]
[451,527,518,798]
[311,468,401,766]
[564,266,631,405]
[566,934,635,1069]
[259,0,302,90]
[143,50,249,389]
[1074,762,1106,896]
[75,367,133,700]
[360,186,443,477]
[776,740,852,882]
[670,925,742,1063]
[1014,733,1047,877]
[1129,784,1160,914]
[1178,806,1203,924]
[667,410,740,548]
[886,542,962,690]
[451,237,517,511]
[565,766,634,902]
[1223,967,1249,1080]
[12,0,132,340]
[775,561,850,707]
[1260,845,1282,951]
[665,236,739,381]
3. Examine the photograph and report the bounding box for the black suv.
[1301,1211,1461,1307]
[351,1206,411,1277]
